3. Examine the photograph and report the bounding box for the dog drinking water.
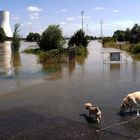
[120,91,140,116]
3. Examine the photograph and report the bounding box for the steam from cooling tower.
[0,11,13,37]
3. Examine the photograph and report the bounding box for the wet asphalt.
[0,81,139,140]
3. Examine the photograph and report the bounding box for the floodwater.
[0,41,140,139]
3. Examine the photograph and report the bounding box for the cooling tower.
[0,11,13,37]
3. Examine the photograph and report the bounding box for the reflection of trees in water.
[40,47,88,80]
[12,52,21,68]
[42,62,63,80]
[11,52,22,87]
[76,47,88,65]
[68,61,75,77]
[42,62,62,73]
[11,52,21,76]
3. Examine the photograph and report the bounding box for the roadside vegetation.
[23,48,62,60]
[23,25,64,60]
[38,25,63,51]
[103,23,140,54]
[23,25,92,60]
[68,29,89,47]
[26,32,40,42]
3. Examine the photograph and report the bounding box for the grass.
[23,48,49,60]
[23,46,88,64]
[103,41,132,52]
[23,48,68,63]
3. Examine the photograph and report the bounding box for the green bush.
[38,25,63,51]
[23,48,41,54]
[102,37,116,44]
[26,32,40,42]
[131,44,140,53]
[12,24,21,52]
[75,45,88,56]
[68,29,88,47]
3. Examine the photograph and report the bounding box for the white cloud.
[66,16,75,21]
[61,9,67,12]
[27,6,42,12]
[94,7,105,10]
[112,9,120,13]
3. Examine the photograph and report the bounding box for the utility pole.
[100,18,103,39]
[81,11,84,31]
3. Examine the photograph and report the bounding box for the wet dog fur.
[120,91,140,116]
[84,102,101,123]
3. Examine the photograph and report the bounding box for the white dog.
[84,102,101,123]
[120,91,140,116]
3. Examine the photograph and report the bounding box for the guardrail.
[38,46,76,63]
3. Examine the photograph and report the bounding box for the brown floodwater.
[0,41,140,139]
[0,40,138,93]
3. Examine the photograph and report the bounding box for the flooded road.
[0,41,140,139]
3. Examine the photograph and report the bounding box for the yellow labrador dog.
[84,102,101,123]
[120,91,140,116]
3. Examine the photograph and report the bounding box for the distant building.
[0,11,13,37]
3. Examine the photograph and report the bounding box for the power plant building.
[0,11,13,37]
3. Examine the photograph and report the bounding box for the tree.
[12,24,21,52]
[129,24,140,43]
[85,35,94,41]
[0,27,6,42]
[69,29,88,47]
[125,28,130,41]
[38,25,63,51]
[113,30,126,42]
[26,32,40,41]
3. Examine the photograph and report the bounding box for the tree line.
[113,23,140,43]
[0,24,93,52]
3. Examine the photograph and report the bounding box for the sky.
[1,0,140,37]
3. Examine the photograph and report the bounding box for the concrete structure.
[0,11,13,37]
